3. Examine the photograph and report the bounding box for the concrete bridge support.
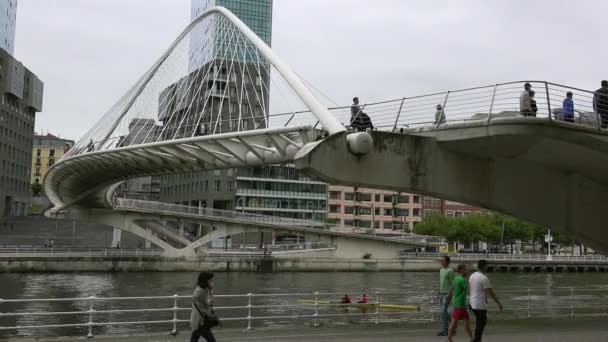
[296,127,608,253]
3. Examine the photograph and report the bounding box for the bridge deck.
[10,318,606,341]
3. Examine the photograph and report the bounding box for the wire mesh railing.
[1,287,608,339]
[277,81,606,132]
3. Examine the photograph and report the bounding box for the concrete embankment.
[1,256,606,273]
[0,257,439,272]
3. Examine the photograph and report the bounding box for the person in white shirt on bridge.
[469,260,503,342]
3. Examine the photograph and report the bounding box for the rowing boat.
[298,299,419,311]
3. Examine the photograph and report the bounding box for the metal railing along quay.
[1,287,608,339]
[399,252,608,263]
[0,247,163,258]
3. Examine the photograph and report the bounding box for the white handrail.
[2,287,608,338]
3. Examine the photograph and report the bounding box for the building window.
[395,208,409,217]
[344,206,354,215]
[329,191,341,200]
[36,149,41,156]
[344,192,354,201]
[446,210,455,218]
[358,207,372,215]
[413,196,421,204]
[374,208,380,216]
[34,167,40,176]
[35,158,41,166]
[227,180,234,191]
[397,195,409,204]
[413,208,421,217]
[329,205,340,213]
[374,194,381,202]
[358,193,372,202]
[424,209,441,217]
[47,159,54,166]
[383,208,393,216]
[49,149,56,157]
[384,195,394,203]
[214,180,221,192]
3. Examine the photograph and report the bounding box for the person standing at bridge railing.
[350,97,374,131]
[529,90,538,117]
[594,80,608,128]
[520,82,533,116]
[562,92,575,123]
[437,255,455,336]
[434,104,446,125]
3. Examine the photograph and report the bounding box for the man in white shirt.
[469,260,503,342]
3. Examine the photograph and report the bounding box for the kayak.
[298,299,419,311]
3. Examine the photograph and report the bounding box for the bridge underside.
[44,126,317,212]
[60,209,424,259]
[295,118,608,253]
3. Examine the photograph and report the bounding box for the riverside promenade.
[9,318,608,341]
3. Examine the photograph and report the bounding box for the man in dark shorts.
[448,264,472,342]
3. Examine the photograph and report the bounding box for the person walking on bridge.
[594,80,608,128]
[469,260,503,342]
[437,255,455,336]
[190,271,218,342]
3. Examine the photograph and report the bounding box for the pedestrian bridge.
[44,6,608,253]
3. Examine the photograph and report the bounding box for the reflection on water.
[1,272,607,338]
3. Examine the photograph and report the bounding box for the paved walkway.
[10,318,608,341]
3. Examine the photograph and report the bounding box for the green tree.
[31,183,42,196]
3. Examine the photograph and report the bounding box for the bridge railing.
[115,198,444,245]
[0,247,163,258]
[114,198,326,229]
[399,252,608,263]
[277,81,603,132]
[2,287,608,338]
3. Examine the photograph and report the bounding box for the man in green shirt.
[437,256,455,336]
[448,264,472,342]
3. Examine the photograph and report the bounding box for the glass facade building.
[159,0,327,224]
[190,0,273,70]
[0,0,17,55]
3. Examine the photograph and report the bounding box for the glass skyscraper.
[158,0,328,229]
[190,0,272,70]
[0,0,17,55]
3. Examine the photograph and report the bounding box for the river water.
[1,271,608,339]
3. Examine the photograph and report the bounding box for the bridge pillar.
[144,229,152,249]
[111,227,122,248]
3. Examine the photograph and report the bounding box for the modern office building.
[327,186,423,235]
[31,133,73,185]
[158,0,327,223]
[0,0,17,55]
[189,0,272,71]
[0,47,44,218]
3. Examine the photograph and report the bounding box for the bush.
[31,183,42,196]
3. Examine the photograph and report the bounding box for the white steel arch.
[94,5,344,151]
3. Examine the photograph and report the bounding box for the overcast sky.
[14,0,608,140]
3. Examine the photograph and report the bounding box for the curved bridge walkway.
[43,6,608,254]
